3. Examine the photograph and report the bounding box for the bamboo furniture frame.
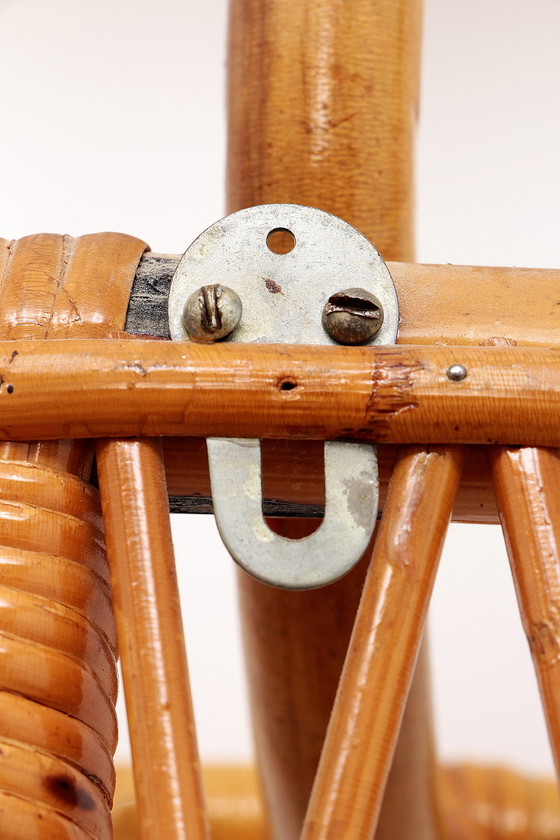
[0,341,559,443]
[1,1,560,839]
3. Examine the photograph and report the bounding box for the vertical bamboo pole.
[489,445,560,778]
[96,438,210,840]
[227,2,438,839]
[227,0,422,259]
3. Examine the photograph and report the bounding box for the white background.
[1,0,559,777]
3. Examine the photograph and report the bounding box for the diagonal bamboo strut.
[300,445,464,840]
[96,438,210,840]
[489,445,560,779]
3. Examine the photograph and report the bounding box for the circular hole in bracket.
[266,228,296,255]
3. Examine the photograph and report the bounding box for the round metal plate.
[168,204,398,346]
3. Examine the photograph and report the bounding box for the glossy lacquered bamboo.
[298,446,462,840]
[113,764,271,840]
[0,232,146,839]
[162,439,498,523]
[96,437,210,840]
[0,341,558,444]
[137,257,560,516]
[388,262,560,349]
[489,446,560,779]
[0,233,147,340]
[238,540,373,840]
[228,0,421,261]
[170,439,495,524]
[0,480,115,839]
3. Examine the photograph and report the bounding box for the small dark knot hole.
[277,377,298,393]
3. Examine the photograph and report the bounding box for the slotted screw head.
[183,284,242,342]
[322,288,384,345]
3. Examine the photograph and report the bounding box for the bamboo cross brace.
[0,341,558,444]
[300,445,464,840]
[489,445,560,779]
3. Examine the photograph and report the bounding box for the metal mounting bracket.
[169,204,399,589]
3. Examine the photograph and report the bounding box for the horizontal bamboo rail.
[162,439,498,523]
[128,257,560,520]
[129,256,560,349]
[0,341,558,444]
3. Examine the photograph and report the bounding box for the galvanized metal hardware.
[168,203,398,346]
[169,203,399,590]
[207,438,378,589]
[447,363,468,381]
[182,284,242,342]
[322,288,384,344]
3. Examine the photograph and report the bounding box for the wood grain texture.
[227,0,421,261]
[96,438,210,840]
[0,341,558,444]
[299,446,462,840]
[0,232,146,838]
[489,445,560,779]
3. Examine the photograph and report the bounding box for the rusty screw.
[322,288,384,345]
[183,284,242,342]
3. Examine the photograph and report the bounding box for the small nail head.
[447,363,467,382]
